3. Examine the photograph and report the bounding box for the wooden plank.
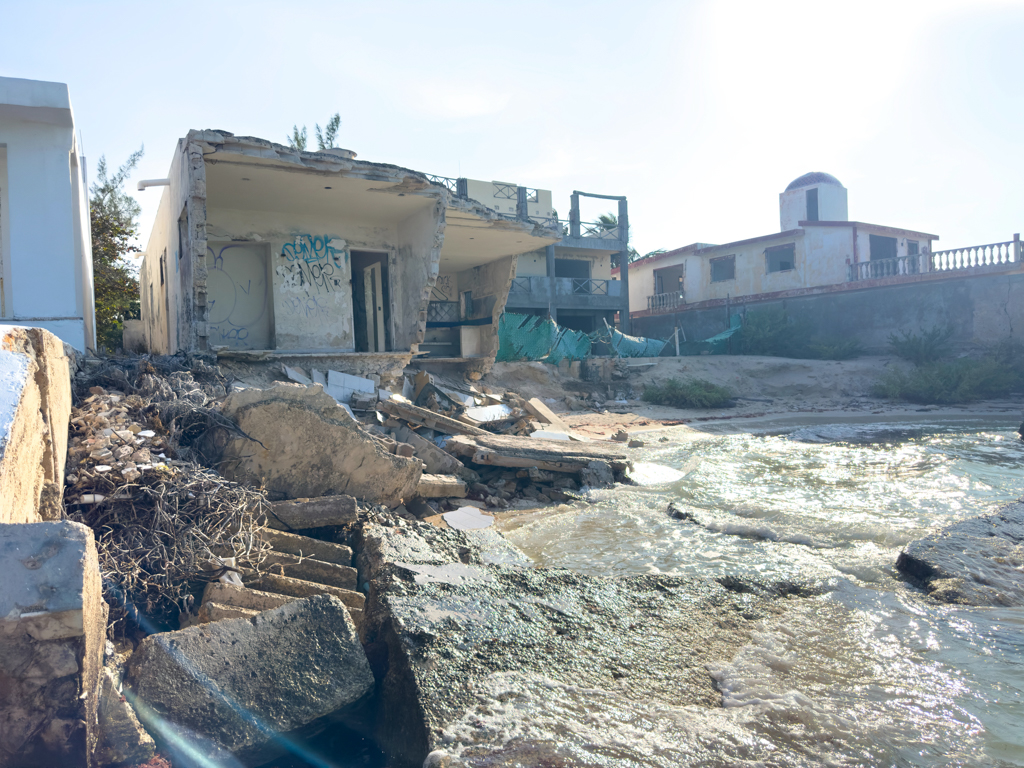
[524,398,571,432]
[448,434,631,472]
[378,399,488,436]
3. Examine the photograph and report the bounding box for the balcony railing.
[427,301,459,323]
[571,278,609,295]
[849,254,927,281]
[647,290,685,312]
[425,174,458,194]
[581,221,620,240]
[931,240,1017,271]
[848,236,1020,282]
[510,277,531,293]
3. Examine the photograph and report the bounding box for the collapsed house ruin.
[137,131,565,380]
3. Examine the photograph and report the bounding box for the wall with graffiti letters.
[206,242,273,349]
[274,233,354,349]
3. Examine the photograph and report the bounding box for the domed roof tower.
[780,172,848,230]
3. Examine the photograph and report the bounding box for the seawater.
[476,419,1024,767]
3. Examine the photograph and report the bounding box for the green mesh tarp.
[606,327,668,358]
[678,314,743,356]
[496,313,592,364]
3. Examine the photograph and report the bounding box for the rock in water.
[126,595,373,765]
[897,500,1024,606]
[356,519,820,768]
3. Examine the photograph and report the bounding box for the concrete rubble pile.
[55,356,381,766]
[279,363,636,529]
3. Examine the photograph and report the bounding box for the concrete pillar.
[617,198,631,335]
[545,245,557,323]
[569,193,581,239]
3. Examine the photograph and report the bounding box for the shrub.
[642,378,734,409]
[873,352,1024,404]
[734,309,862,360]
[887,326,953,366]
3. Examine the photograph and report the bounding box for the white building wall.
[463,179,556,220]
[0,77,94,351]
[779,183,848,230]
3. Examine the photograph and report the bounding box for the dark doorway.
[350,250,391,352]
[554,258,590,279]
[557,312,599,333]
[805,188,819,222]
[869,235,897,261]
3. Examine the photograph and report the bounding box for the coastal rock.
[897,500,1024,606]
[126,595,373,765]
[356,518,809,768]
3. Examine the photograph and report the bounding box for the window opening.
[766,244,795,273]
[805,188,819,222]
[869,234,898,261]
[710,255,735,283]
[907,240,919,256]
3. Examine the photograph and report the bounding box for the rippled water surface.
[491,419,1024,767]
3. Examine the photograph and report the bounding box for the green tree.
[287,125,307,150]
[600,213,661,268]
[315,113,341,150]
[287,113,342,151]
[90,147,143,352]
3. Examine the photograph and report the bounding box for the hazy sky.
[4,0,1023,256]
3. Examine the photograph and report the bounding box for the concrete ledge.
[0,325,71,524]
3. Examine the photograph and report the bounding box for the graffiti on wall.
[277,235,348,295]
[207,244,271,348]
[281,295,329,321]
[431,274,455,302]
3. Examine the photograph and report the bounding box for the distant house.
[626,172,940,317]
[0,77,95,351]
[624,172,1023,351]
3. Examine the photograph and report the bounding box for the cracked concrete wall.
[0,325,70,524]
[397,199,446,352]
[139,138,207,355]
[141,131,448,356]
[457,255,517,364]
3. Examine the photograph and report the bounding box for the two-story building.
[626,172,946,341]
[421,180,632,344]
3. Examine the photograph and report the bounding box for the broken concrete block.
[395,442,415,458]
[197,602,260,623]
[201,582,297,613]
[267,494,358,530]
[326,369,376,404]
[0,521,105,767]
[628,438,646,448]
[243,572,366,616]
[580,460,615,487]
[260,550,359,590]
[283,364,312,386]
[393,426,465,475]
[0,325,71,524]
[610,429,629,442]
[94,666,156,767]
[127,595,373,765]
[263,529,353,565]
[220,385,422,506]
[417,474,468,498]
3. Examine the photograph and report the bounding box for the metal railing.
[510,277,531,293]
[427,301,459,322]
[931,239,1017,271]
[425,174,458,194]
[849,254,927,281]
[647,290,685,312]
[571,278,609,295]
[581,221,620,240]
[494,183,517,200]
